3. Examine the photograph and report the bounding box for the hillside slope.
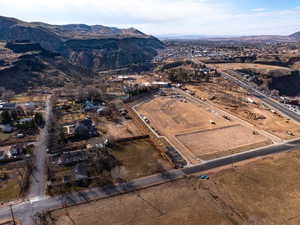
[0,41,94,92]
[290,31,300,39]
[0,16,164,71]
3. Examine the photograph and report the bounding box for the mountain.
[0,41,95,93]
[0,16,164,71]
[290,32,300,39]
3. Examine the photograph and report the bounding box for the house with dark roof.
[73,163,89,180]
[74,118,99,139]
[83,101,98,112]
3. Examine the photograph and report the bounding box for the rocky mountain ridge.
[0,16,164,71]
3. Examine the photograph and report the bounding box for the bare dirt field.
[176,124,269,157]
[50,149,300,225]
[98,119,144,140]
[186,79,300,140]
[137,96,232,133]
[136,96,270,162]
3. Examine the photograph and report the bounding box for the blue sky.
[0,0,299,36]
[230,0,299,11]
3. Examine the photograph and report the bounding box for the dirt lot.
[186,79,300,140]
[50,149,300,225]
[58,112,87,125]
[137,96,232,135]
[136,96,270,162]
[176,124,269,157]
[96,119,143,140]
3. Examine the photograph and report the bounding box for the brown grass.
[50,149,300,225]
[209,63,292,72]
[111,139,172,180]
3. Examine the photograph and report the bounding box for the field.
[111,139,172,180]
[50,149,300,225]
[0,167,27,203]
[186,79,300,140]
[58,112,87,125]
[96,118,143,140]
[209,63,292,72]
[11,95,47,103]
[136,96,270,162]
[176,124,269,157]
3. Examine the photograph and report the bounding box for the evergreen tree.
[1,111,11,124]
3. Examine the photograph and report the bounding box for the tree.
[34,112,44,127]
[1,111,11,124]
[10,110,18,121]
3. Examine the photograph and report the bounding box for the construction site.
[185,77,300,140]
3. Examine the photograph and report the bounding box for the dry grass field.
[209,63,292,72]
[0,168,26,203]
[136,96,270,162]
[58,113,87,125]
[111,139,172,180]
[186,80,300,140]
[11,95,47,103]
[50,149,300,225]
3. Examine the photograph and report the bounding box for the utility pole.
[10,205,16,225]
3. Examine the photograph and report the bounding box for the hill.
[0,16,164,71]
[290,31,300,39]
[0,41,95,93]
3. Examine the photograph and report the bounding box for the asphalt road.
[3,66,300,223]
[28,95,52,199]
[221,71,300,123]
[1,139,300,223]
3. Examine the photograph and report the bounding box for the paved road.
[28,95,52,199]
[1,138,300,223]
[191,58,300,123]
[18,95,53,225]
[3,65,300,223]
[220,71,300,123]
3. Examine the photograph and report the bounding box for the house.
[75,118,99,138]
[21,102,36,111]
[1,124,13,133]
[0,103,17,111]
[97,106,110,116]
[57,150,89,165]
[73,163,89,180]
[7,144,23,158]
[18,117,34,125]
[151,81,170,88]
[63,124,76,136]
[247,98,255,104]
[83,101,98,112]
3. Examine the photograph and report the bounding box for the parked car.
[198,175,209,180]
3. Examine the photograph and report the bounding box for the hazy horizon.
[0,0,300,36]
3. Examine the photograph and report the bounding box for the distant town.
[0,13,300,225]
